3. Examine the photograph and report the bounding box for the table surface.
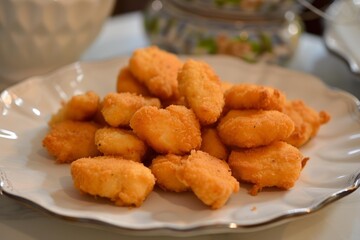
[1,12,360,240]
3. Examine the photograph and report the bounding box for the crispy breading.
[49,91,100,126]
[129,46,182,100]
[130,105,201,154]
[200,127,229,161]
[95,127,147,162]
[116,66,150,96]
[178,150,239,209]
[178,59,224,125]
[149,154,189,192]
[217,109,294,148]
[228,141,305,195]
[42,120,101,163]
[283,100,331,147]
[220,81,234,93]
[71,156,155,207]
[224,83,286,111]
[101,92,161,127]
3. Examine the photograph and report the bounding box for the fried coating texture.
[178,59,224,125]
[101,92,161,127]
[149,154,189,192]
[130,105,202,154]
[228,141,305,195]
[129,46,182,99]
[95,127,147,162]
[200,128,229,161]
[283,100,331,147]
[178,150,239,209]
[116,66,150,96]
[42,120,100,163]
[220,81,234,93]
[217,109,294,148]
[71,156,155,207]
[49,91,100,126]
[224,83,286,111]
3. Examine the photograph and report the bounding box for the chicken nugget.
[178,150,239,209]
[71,156,155,207]
[130,105,201,154]
[42,120,101,163]
[149,154,189,192]
[178,59,224,125]
[228,141,305,195]
[220,81,234,93]
[200,128,229,161]
[101,92,161,127]
[129,46,182,100]
[49,91,100,126]
[116,66,150,96]
[217,109,294,148]
[224,83,286,111]
[283,100,330,147]
[95,127,147,162]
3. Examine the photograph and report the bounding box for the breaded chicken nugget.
[95,127,147,162]
[200,128,229,161]
[71,156,155,207]
[42,120,100,163]
[217,109,294,148]
[283,100,330,147]
[149,154,189,192]
[220,81,234,93]
[178,150,239,209]
[101,92,161,127]
[130,105,201,154]
[49,91,100,126]
[228,141,305,195]
[129,46,182,99]
[92,100,108,126]
[178,59,224,125]
[224,83,286,111]
[116,66,150,96]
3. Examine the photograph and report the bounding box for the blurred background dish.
[143,0,303,63]
[324,0,360,74]
[111,0,334,64]
[0,0,115,84]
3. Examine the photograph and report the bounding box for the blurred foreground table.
[1,12,360,240]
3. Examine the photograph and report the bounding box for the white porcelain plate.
[1,56,360,236]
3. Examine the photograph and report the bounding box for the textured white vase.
[0,0,115,83]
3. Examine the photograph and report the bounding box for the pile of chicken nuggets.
[42,46,330,209]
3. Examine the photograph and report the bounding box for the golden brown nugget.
[228,141,305,195]
[95,127,147,162]
[130,105,201,154]
[116,66,150,96]
[217,109,294,148]
[129,46,182,99]
[220,81,234,93]
[178,150,239,209]
[42,120,100,163]
[224,83,286,111]
[49,91,100,126]
[149,154,189,192]
[283,100,330,147]
[71,156,155,207]
[101,92,161,127]
[178,59,224,125]
[200,128,229,161]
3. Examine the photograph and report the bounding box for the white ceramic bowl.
[0,0,115,83]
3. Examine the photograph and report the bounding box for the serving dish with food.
[0,47,359,236]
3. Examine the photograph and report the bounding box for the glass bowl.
[144,0,303,63]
